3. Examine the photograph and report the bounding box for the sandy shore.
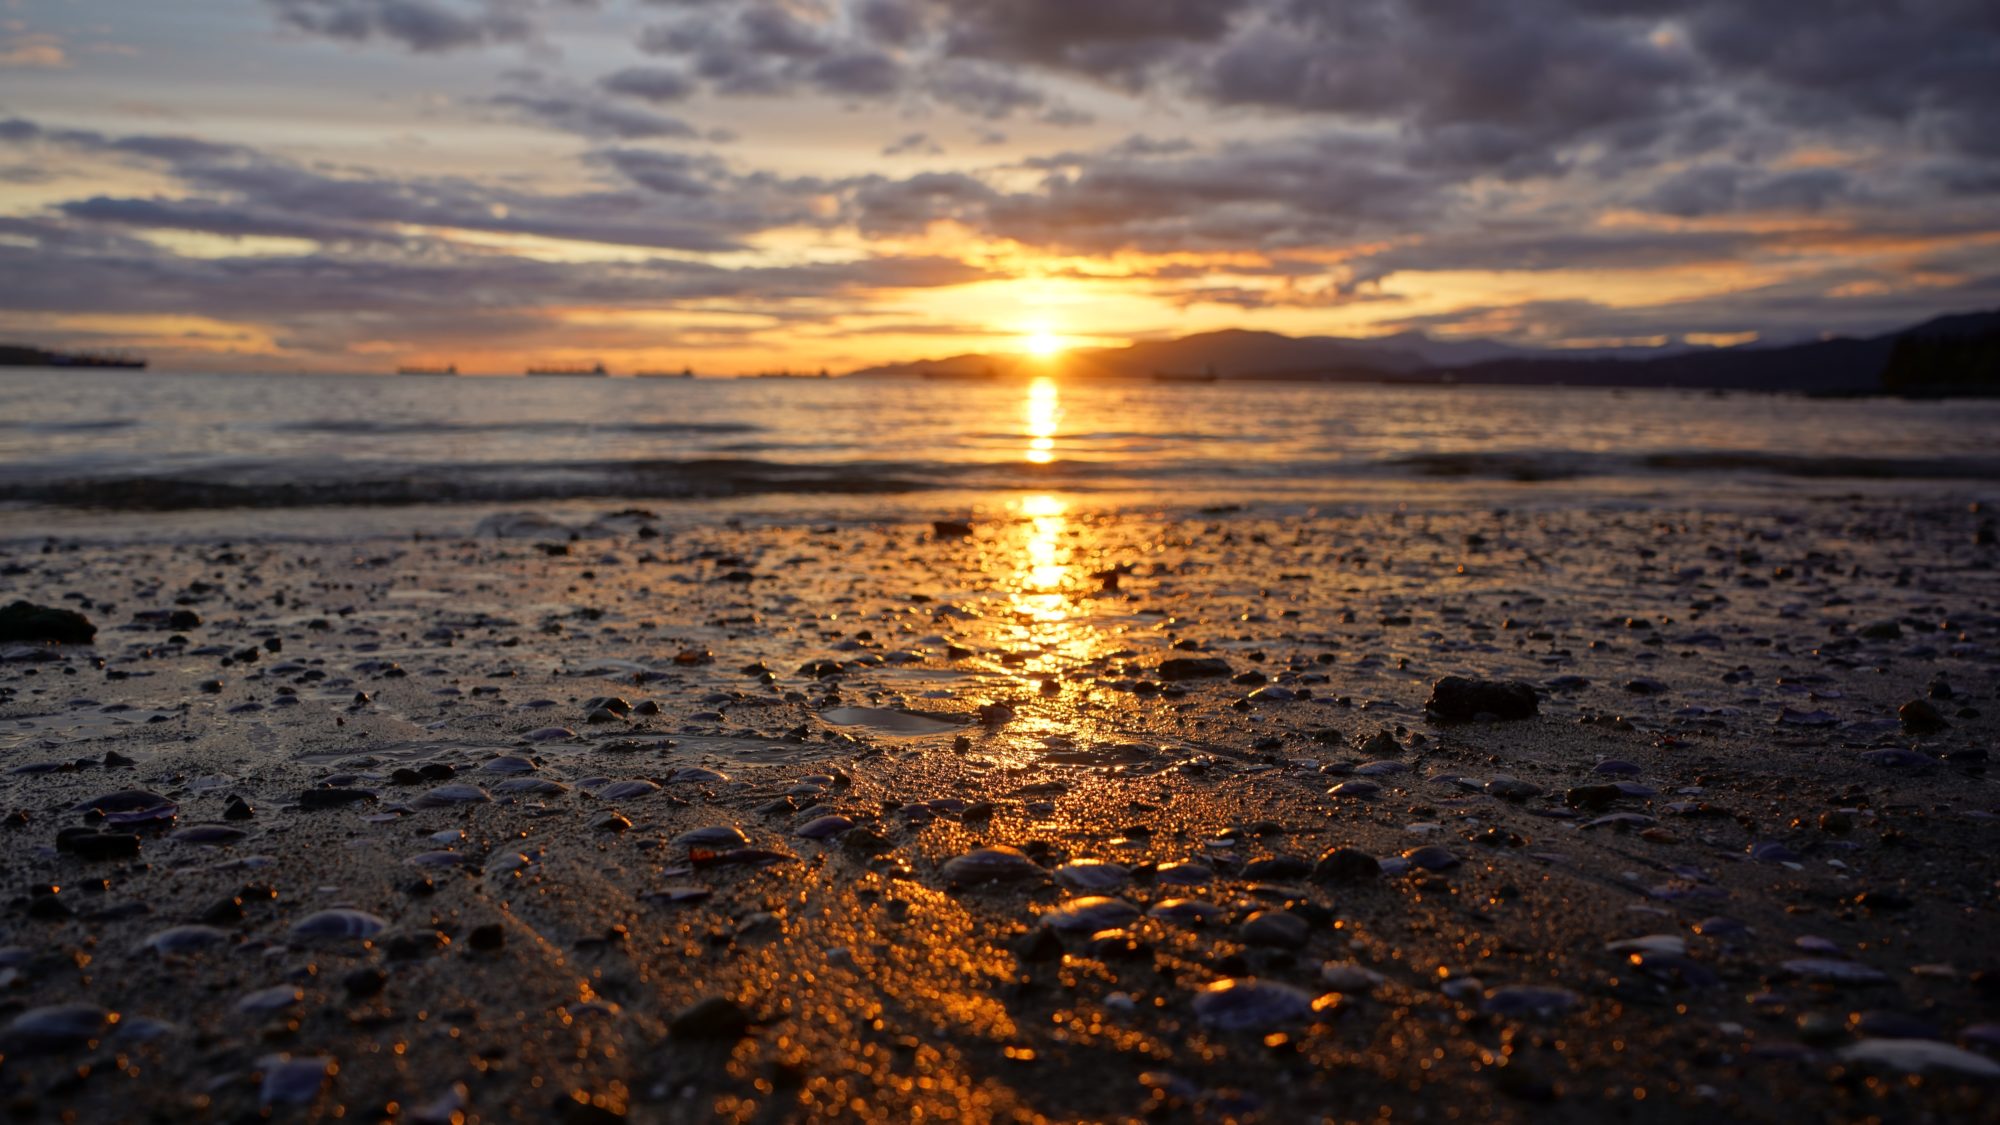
[1,497,1997,1121]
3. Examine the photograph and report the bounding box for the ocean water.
[2,368,1997,538]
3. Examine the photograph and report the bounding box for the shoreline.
[1,497,1997,1120]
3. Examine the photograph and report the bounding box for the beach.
[3,486,1997,1121]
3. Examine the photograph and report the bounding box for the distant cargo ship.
[0,343,147,369]
[635,368,696,378]
[397,363,457,376]
[526,362,609,376]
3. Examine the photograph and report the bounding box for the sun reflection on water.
[1024,376,1060,464]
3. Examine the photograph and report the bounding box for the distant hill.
[1428,309,2000,393]
[848,308,2000,394]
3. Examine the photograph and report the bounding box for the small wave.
[1396,449,2000,482]
[0,457,969,511]
[271,419,760,437]
[0,419,138,433]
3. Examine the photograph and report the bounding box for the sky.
[1,0,1997,373]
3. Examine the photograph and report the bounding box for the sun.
[1021,328,1065,359]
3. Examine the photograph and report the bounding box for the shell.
[290,909,387,941]
[1328,779,1382,798]
[478,755,538,774]
[1192,978,1317,1031]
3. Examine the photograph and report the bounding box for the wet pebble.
[140,924,229,955]
[794,814,854,840]
[1,1004,113,1052]
[290,909,388,941]
[414,783,490,807]
[1044,896,1141,932]
[941,845,1043,887]
[1192,978,1318,1031]
[677,825,750,848]
[1481,986,1581,1018]
[1054,860,1130,891]
[259,1054,335,1107]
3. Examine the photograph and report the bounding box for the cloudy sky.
[2,0,1997,372]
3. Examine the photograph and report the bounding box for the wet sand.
[2,497,1997,1121]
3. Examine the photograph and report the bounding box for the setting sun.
[1022,329,1066,359]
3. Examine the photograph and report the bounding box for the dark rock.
[1157,657,1233,681]
[670,996,752,1040]
[64,832,140,861]
[1899,699,1948,734]
[1312,846,1380,883]
[0,600,95,644]
[1425,676,1538,721]
[297,788,375,810]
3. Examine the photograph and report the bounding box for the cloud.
[2,116,804,252]
[264,0,535,53]
[0,32,68,69]
[881,132,941,157]
[598,65,697,104]
[491,91,699,140]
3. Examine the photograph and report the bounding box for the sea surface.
[3,368,1997,539]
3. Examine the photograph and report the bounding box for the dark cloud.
[851,131,1455,252]
[881,132,942,157]
[491,91,698,140]
[598,65,696,104]
[264,0,534,53]
[2,117,805,252]
[933,0,1254,83]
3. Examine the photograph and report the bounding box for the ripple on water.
[819,706,965,736]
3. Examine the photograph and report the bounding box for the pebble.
[1838,1039,2000,1078]
[1319,962,1386,992]
[2,1004,114,1052]
[259,1054,335,1107]
[1054,860,1130,891]
[941,846,1043,887]
[1192,979,1318,1031]
[291,909,388,941]
[140,924,229,954]
[1044,897,1141,932]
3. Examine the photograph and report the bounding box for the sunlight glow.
[1023,376,1060,465]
